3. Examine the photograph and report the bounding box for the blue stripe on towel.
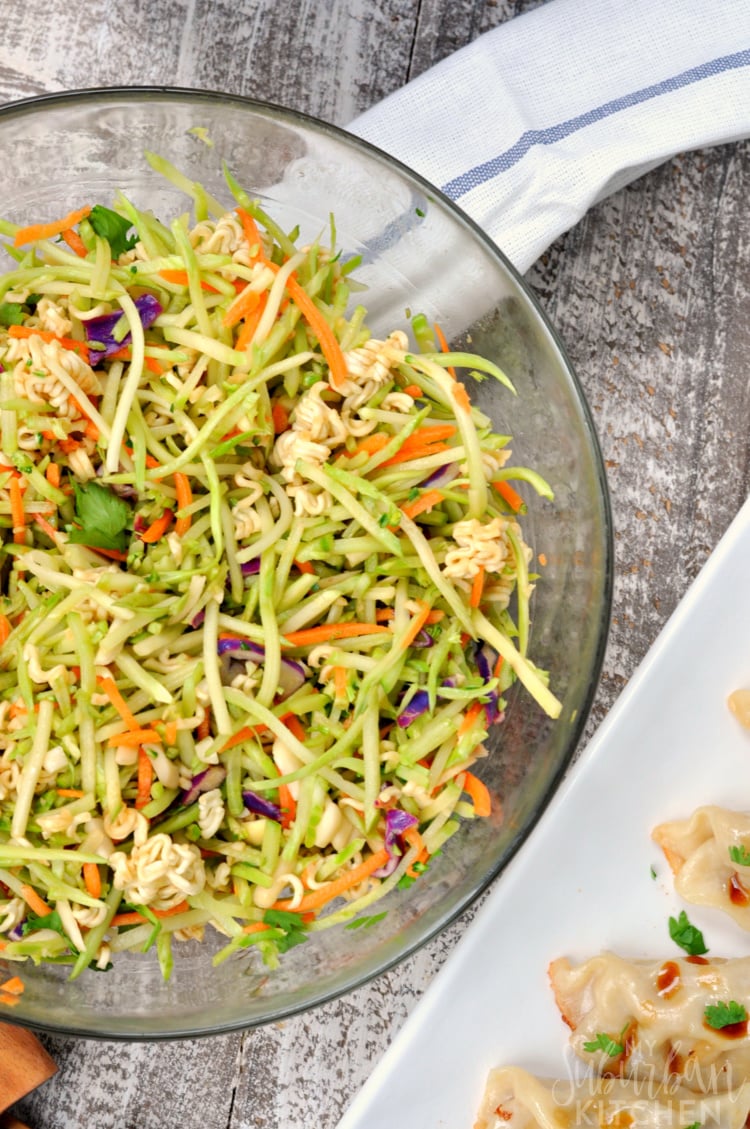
[441,47,750,198]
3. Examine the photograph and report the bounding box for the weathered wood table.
[2,1,749,1126]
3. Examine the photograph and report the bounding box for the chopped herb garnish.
[650,865,657,879]
[67,480,132,552]
[583,1032,624,1057]
[262,909,309,954]
[22,909,66,937]
[669,910,708,956]
[88,204,136,258]
[729,845,750,867]
[0,302,25,326]
[704,1000,747,1029]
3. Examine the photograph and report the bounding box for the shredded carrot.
[402,384,423,397]
[453,382,472,412]
[96,676,140,731]
[537,552,547,567]
[433,322,456,379]
[273,847,390,913]
[163,720,178,746]
[109,347,132,362]
[406,424,456,445]
[285,274,349,392]
[462,771,492,817]
[20,885,52,918]
[221,724,266,752]
[294,558,315,574]
[493,655,504,679]
[87,546,129,562]
[135,747,155,809]
[470,566,485,608]
[278,783,296,830]
[61,227,88,258]
[0,992,20,1007]
[282,622,390,647]
[14,205,91,247]
[173,473,193,537]
[223,285,261,328]
[283,715,307,744]
[235,291,269,350]
[9,476,25,545]
[83,863,102,899]
[139,509,173,543]
[144,356,164,376]
[124,446,161,471]
[271,402,290,434]
[236,208,269,265]
[108,728,162,748]
[377,426,456,469]
[348,432,389,458]
[375,608,394,622]
[457,700,485,738]
[492,479,524,512]
[403,825,430,876]
[0,976,24,996]
[56,788,85,798]
[242,921,272,935]
[333,665,347,700]
[158,269,220,293]
[426,609,445,624]
[0,614,11,645]
[399,489,445,521]
[8,324,90,364]
[111,901,190,928]
[57,437,81,455]
[381,442,451,468]
[400,600,432,650]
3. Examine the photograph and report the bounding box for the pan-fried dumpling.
[474,1066,750,1129]
[652,806,750,930]
[549,952,750,1092]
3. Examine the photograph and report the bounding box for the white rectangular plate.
[339,497,750,1129]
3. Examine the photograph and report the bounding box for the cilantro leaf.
[682,1123,701,1129]
[669,910,708,956]
[729,845,750,867]
[22,909,66,936]
[88,205,136,259]
[0,302,25,327]
[263,909,309,954]
[68,481,132,552]
[583,1032,624,1057]
[704,1000,748,1029]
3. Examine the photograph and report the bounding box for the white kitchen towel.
[349,0,750,273]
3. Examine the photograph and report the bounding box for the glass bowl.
[0,88,612,1038]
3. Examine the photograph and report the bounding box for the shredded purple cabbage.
[86,294,163,364]
[180,764,226,806]
[217,637,264,658]
[374,807,419,876]
[422,463,459,489]
[397,688,430,728]
[243,790,282,822]
[241,559,261,576]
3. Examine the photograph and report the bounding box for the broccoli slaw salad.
[0,153,560,987]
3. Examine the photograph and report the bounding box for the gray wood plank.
[2,1,749,1127]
